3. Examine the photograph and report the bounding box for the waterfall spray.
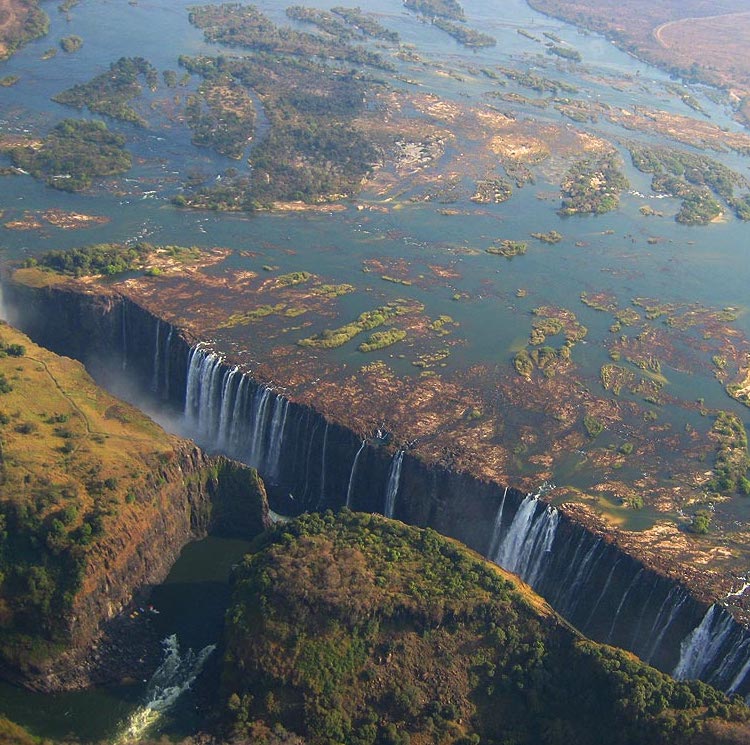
[384,450,404,519]
[346,440,366,508]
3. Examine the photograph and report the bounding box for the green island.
[177,6,388,207]
[187,3,392,71]
[330,7,399,42]
[58,34,81,53]
[707,412,750,496]
[52,57,158,126]
[403,0,465,21]
[185,80,256,159]
[531,229,563,244]
[298,302,413,349]
[498,67,578,95]
[629,145,749,224]
[0,75,19,87]
[285,5,356,41]
[546,43,581,62]
[432,18,496,48]
[9,119,131,192]
[358,328,407,352]
[559,153,629,215]
[486,239,528,258]
[223,510,750,745]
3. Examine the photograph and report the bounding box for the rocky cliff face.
[17,447,269,693]
[6,276,750,697]
[0,312,269,692]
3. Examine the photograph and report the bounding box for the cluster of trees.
[177,51,381,208]
[185,81,256,159]
[404,0,465,21]
[559,153,629,215]
[188,4,392,71]
[52,56,158,126]
[27,241,151,276]
[222,511,750,745]
[11,119,131,192]
[432,18,496,48]
[707,411,750,496]
[629,145,750,224]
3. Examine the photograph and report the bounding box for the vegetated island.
[223,510,750,745]
[52,57,159,127]
[7,119,131,192]
[0,0,48,61]
[175,3,398,209]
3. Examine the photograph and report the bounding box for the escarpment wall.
[7,280,750,696]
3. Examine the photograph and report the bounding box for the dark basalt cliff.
[0,312,270,693]
[6,277,750,697]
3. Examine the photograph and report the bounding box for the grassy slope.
[0,322,185,668]
[223,511,750,745]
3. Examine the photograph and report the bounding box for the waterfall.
[265,396,290,482]
[217,367,239,449]
[184,344,206,424]
[494,495,538,573]
[317,421,329,509]
[196,352,223,440]
[645,588,689,663]
[564,541,605,621]
[584,558,621,628]
[121,302,128,370]
[346,440,366,508]
[228,375,250,456]
[606,568,643,643]
[523,506,559,588]
[629,575,660,651]
[728,647,750,694]
[384,450,404,519]
[493,495,559,586]
[115,635,215,744]
[163,326,173,400]
[152,318,161,394]
[248,386,273,469]
[486,487,508,561]
[674,605,735,681]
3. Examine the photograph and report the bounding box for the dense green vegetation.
[298,302,410,349]
[59,34,82,53]
[358,328,407,352]
[177,49,381,207]
[432,18,496,48]
[286,6,356,40]
[629,145,749,224]
[26,242,151,277]
[707,412,750,496]
[559,153,629,215]
[486,239,527,258]
[223,511,750,745]
[188,4,392,70]
[185,80,256,159]
[330,7,399,42]
[11,119,131,192]
[52,57,158,126]
[546,43,581,62]
[0,324,179,669]
[403,0,465,21]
